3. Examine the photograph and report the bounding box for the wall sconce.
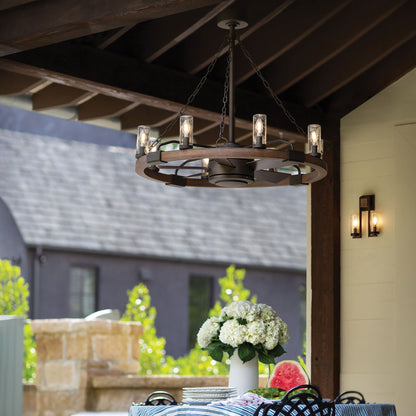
[351,195,381,238]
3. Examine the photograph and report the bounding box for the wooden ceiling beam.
[172,0,294,75]
[0,0,35,12]
[324,36,416,117]
[98,24,137,50]
[233,0,351,86]
[193,123,248,145]
[0,69,44,95]
[33,84,94,111]
[0,0,223,56]
[3,43,320,141]
[121,105,177,131]
[194,120,220,135]
[262,0,406,94]
[294,1,416,108]
[139,0,234,63]
[78,95,139,121]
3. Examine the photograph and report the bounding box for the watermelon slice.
[269,360,309,391]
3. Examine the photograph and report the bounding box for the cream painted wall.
[340,68,416,415]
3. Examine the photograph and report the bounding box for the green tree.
[0,259,37,382]
[121,283,169,375]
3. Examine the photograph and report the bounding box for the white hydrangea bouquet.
[197,300,289,364]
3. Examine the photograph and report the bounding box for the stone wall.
[26,319,267,416]
[31,319,142,416]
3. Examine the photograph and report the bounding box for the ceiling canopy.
[0,0,415,147]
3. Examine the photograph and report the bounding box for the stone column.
[31,319,142,416]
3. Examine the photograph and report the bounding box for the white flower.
[278,318,289,346]
[197,300,288,356]
[197,317,220,348]
[258,303,278,322]
[223,300,254,319]
[219,320,247,347]
[264,320,280,350]
[222,300,258,321]
[246,320,266,345]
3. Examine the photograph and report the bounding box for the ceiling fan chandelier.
[135,19,327,188]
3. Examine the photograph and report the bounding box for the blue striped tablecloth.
[128,404,396,416]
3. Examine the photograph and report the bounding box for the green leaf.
[207,344,224,362]
[224,344,235,358]
[257,350,275,364]
[269,343,285,357]
[238,342,256,363]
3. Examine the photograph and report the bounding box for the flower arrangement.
[197,300,289,364]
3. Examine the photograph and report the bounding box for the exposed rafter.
[32,84,94,111]
[324,36,416,117]
[0,0,224,56]
[261,0,406,94]
[140,0,235,63]
[232,0,352,86]
[293,0,416,107]
[0,69,45,95]
[1,44,321,140]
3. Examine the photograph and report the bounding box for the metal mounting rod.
[228,22,236,145]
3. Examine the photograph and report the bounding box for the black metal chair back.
[254,384,335,416]
[144,391,178,405]
[334,391,365,404]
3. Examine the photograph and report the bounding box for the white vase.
[228,351,259,396]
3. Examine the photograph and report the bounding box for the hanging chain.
[154,37,229,149]
[218,47,230,143]
[237,35,306,137]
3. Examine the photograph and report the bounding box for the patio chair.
[144,391,178,405]
[253,384,335,416]
[334,391,365,404]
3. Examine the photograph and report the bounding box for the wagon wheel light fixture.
[135,19,327,188]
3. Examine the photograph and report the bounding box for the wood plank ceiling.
[0,0,415,147]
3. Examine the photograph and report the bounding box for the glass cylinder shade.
[351,214,359,235]
[370,211,380,234]
[136,125,150,156]
[147,137,157,153]
[253,114,267,148]
[308,124,323,156]
[180,115,193,149]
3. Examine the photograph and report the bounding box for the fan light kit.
[135,19,327,188]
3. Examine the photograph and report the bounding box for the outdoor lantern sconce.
[351,195,381,238]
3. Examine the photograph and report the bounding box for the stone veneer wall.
[31,319,142,416]
[26,319,266,416]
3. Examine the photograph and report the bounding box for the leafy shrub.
[0,259,36,382]
[121,283,168,375]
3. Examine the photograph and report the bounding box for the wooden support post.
[310,118,340,399]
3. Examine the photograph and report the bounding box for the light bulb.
[180,115,193,149]
[136,125,150,157]
[182,120,190,137]
[255,118,264,135]
[351,214,360,237]
[201,158,209,169]
[252,114,267,148]
[140,132,147,146]
[310,130,317,144]
[308,124,322,156]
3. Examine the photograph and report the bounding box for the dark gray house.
[0,127,307,358]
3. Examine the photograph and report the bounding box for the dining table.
[128,403,396,416]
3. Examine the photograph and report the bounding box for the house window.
[188,275,213,349]
[69,266,97,318]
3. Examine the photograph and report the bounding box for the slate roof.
[0,128,306,269]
